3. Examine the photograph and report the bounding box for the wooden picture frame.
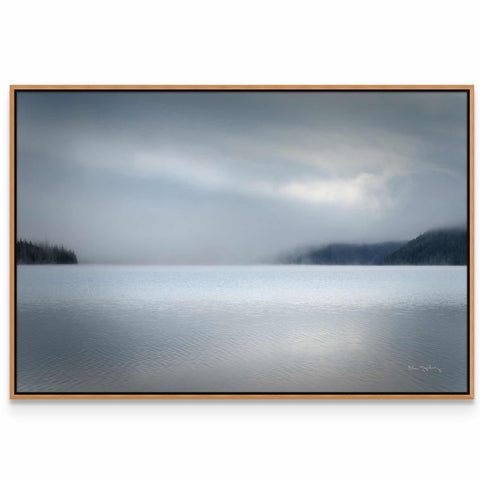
[10,85,474,399]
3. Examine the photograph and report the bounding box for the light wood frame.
[10,85,475,400]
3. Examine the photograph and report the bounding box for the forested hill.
[16,240,78,264]
[282,228,467,265]
[383,228,467,265]
[283,242,406,265]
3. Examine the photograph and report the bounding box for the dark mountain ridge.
[283,227,467,266]
[383,228,467,265]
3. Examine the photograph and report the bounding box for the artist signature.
[408,364,442,373]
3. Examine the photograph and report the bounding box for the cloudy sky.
[16,90,468,264]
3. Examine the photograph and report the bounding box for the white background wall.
[1,1,478,479]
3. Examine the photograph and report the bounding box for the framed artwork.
[10,85,474,399]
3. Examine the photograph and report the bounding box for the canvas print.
[12,87,472,398]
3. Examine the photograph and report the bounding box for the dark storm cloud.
[16,90,468,263]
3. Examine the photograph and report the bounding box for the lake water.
[16,265,468,393]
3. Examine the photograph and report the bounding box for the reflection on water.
[16,265,468,393]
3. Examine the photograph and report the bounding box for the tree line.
[16,239,78,264]
[282,227,467,266]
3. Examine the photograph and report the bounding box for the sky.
[16,90,468,264]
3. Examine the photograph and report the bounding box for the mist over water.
[17,265,468,393]
[16,91,468,264]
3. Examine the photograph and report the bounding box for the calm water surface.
[17,265,468,393]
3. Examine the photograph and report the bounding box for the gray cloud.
[16,91,468,263]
